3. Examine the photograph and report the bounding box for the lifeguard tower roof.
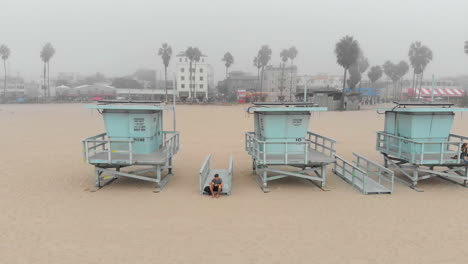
[378,102,468,113]
[86,100,166,111]
[247,102,327,113]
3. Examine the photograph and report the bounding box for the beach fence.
[82,100,179,192]
[376,102,468,191]
[244,102,336,192]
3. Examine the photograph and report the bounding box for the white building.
[296,74,343,90]
[175,52,210,100]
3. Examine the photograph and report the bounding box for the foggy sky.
[2,0,468,82]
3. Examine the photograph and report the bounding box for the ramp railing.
[163,131,180,160]
[377,131,462,164]
[83,133,134,164]
[245,131,336,165]
[334,153,394,194]
[199,154,212,194]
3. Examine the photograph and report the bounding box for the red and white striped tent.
[407,88,465,97]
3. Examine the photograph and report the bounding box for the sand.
[2,103,468,264]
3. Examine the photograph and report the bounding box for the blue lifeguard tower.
[245,102,336,192]
[377,102,468,190]
[82,100,179,192]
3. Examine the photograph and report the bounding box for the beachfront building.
[0,77,41,102]
[56,84,117,101]
[296,74,342,91]
[217,71,258,100]
[175,52,210,101]
[262,65,297,102]
[403,79,465,100]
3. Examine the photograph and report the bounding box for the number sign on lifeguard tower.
[82,101,179,192]
[377,102,468,190]
[245,102,336,192]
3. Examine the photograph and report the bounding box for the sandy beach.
[2,103,468,264]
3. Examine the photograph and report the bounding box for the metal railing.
[376,131,464,164]
[83,133,134,164]
[307,132,337,158]
[163,131,180,160]
[199,154,212,194]
[245,131,336,165]
[83,131,179,165]
[334,153,394,194]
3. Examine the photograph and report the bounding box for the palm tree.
[335,36,360,109]
[158,43,172,102]
[465,41,468,55]
[383,60,409,100]
[0,45,10,103]
[279,48,289,101]
[288,46,298,101]
[396,60,409,100]
[40,43,55,98]
[368,65,383,98]
[253,56,261,92]
[257,45,272,97]
[347,64,361,91]
[408,41,433,99]
[222,52,234,80]
[185,47,202,101]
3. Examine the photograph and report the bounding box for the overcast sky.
[2,0,468,82]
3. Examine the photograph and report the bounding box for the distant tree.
[383,60,409,100]
[465,41,468,55]
[257,45,272,96]
[158,43,172,102]
[355,52,369,88]
[40,43,55,98]
[222,52,234,80]
[367,65,383,84]
[408,41,433,99]
[253,56,261,92]
[347,63,361,90]
[335,35,360,109]
[84,72,107,85]
[133,69,155,88]
[288,46,298,101]
[55,79,70,87]
[279,48,290,101]
[0,44,10,103]
[396,60,409,100]
[111,77,143,89]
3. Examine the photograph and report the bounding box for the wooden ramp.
[199,155,233,195]
[333,153,394,195]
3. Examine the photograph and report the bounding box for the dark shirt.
[211,178,223,185]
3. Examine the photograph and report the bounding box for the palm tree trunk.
[164,66,168,102]
[189,61,193,101]
[280,62,285,102]
[3,59,6,103]
[260,66,265,101]
[419,72,424,100]
[43,63,47,99]
[193,63,197,102]
[289,60,294,102]
[341,68,347,110]
[47,62,50,98]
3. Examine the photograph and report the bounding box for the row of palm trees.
[0,43,55,102]
[333,35,463,109]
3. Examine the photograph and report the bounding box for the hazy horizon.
[2,0,468,82]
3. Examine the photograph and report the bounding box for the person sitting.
[209,174,224,198]
[452,143,468,163]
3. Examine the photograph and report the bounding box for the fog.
[2,0,468,81]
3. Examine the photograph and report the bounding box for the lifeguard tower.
[82,100,179,192]
[377,102,468,190]
[245,102,336,192]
